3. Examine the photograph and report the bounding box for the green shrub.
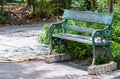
[111,42,120,63]
[38,24,49,44]
[0,12,4,23]
[71,0,91,11]
[31,0,55,17]
[52,0,71,15]
[110,3,120,64]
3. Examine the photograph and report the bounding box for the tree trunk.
[109,0,113,13]
[0,0,4,14]
[91,0,98,11]
[27,0,32,6]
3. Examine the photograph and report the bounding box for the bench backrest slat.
[62,25,96,34]
[63,10,113,25]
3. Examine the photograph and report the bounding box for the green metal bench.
[49,9,113,66]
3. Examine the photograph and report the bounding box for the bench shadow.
[0,60,119,79]
[57,61,89,71]
[113,76,120,79]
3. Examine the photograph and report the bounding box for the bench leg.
[50,38,63,54]
[63,39,68,49]
[92,45,96,66]
[50,37,53,54]
[92,45,106,66]
[106,45,112,61]
[98,45,112,61]
[91,45,112,66]
[58,40,61,53]
[50,37,56,54]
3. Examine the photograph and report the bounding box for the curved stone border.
[45,53,71,63]
[88,61,117,75]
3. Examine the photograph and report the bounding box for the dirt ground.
[0,4,59,26]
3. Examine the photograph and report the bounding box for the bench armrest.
[92,27,111,44]
[50,20,65,25]
[49,20,65,35]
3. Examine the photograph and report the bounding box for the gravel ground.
[0,24,120,79]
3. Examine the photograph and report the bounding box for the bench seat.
[52,33,92,44]
[52,33,110,46]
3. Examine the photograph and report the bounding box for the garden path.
[0,24,120,79]
[0,24,49,61]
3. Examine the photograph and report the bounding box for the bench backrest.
[63,10,113,25]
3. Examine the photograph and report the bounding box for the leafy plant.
[111,42,120,63]
[0,11,4,23]
[52,0,71,15]
[71,0,91,11]
[38,24,49,44]
[31,0,55,17]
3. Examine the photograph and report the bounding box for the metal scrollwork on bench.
[49,9,113,66]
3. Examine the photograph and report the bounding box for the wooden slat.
[63,10,113,25]
[52,33,92,44]
[62,25,96,34]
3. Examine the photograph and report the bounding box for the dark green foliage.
[31,0,55,17]
[66,41,92,59]
[0,15,4,22]
[95,57,109,65]
[111,42,120,63]
[110,2,120,64]
[31,0,71,17]
[52,0,71,15]
[71,0,92,11]
[0,11,5,23]
[38,24,50,44]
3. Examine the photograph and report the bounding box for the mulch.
[0,4,60,26]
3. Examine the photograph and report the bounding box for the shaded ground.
[0,24,120,79]
[0,61,120,79]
